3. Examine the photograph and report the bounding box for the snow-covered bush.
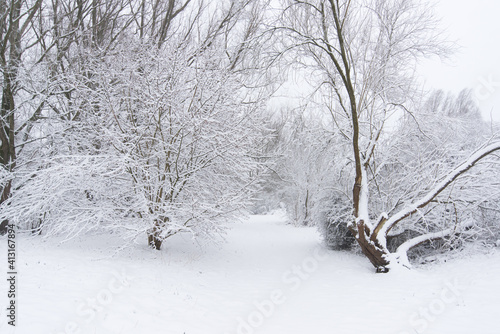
[315,89,500,262]
[94,41,264,248]
[256,108,346,226]
[317,198,355,250]
[1,40,266,248]
[0,0,273,249]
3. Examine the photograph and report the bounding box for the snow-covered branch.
[376,141,500,241]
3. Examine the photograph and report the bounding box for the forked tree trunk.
[147,221,163,250]
[148,232,163,250]
[350,221,390,272]
[147,216,170,250]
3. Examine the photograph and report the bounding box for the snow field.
[0,213,499,334]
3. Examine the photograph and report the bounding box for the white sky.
[272,0,500,123]
[419,0,500,122]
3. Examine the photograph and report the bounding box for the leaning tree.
[278,0,500,271]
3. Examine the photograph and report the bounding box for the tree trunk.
[0,0,22,235]
[351,221,390,273]
[147,216,170,250]
[0,177,11,234]
[357,240,390,273]
[0,73,17,235]
[148,232,163,250]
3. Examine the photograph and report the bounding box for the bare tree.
[0,0,44,233]
[279,0,500,271]
[260,106,341,226]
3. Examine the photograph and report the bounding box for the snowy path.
[1,214,500,334]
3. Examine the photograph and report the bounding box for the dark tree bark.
[0,0,22,234]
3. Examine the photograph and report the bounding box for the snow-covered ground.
[1,213,499,334]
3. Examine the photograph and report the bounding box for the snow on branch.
[396,221,474,256]
[377,141,500,239]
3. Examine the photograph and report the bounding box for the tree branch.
[374,141,500,242]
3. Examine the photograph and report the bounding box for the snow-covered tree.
[371,90,500,262]
[0,0,46,234]
[257,107,346,226]
[0,0,275,249]
[88,39,265,249]
[0,0,136,234]
[279,0,500,271]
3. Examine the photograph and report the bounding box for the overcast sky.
[419,0,500,121]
